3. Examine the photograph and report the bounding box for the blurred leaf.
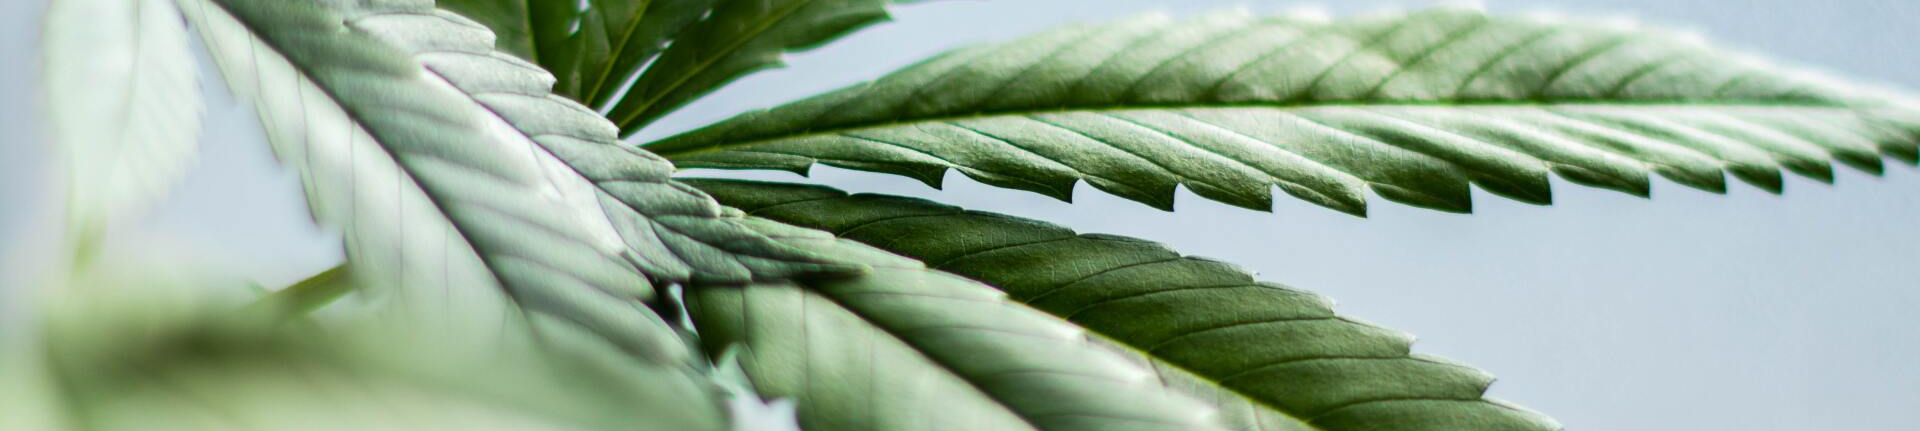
[43,0,202,260]
[22,278,724,431]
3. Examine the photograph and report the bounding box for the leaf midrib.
[193,0,531,310]
[646,100,1879,159]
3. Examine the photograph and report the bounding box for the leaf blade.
[438,0,719,107]
[43,0,204,256]
[690,178,1562,431]
[174,0,844,362]
[31,278,724,431]
[685,218,1230,431]
[654,7,1920,216]
[606,0,915,134]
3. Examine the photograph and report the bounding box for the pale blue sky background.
[6,1,1920,430]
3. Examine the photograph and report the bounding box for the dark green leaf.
[438,0,716,106]
[608,0,917,134]
[691,178,1561,431]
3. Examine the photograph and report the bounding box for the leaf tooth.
[1370,183,1474,213]
[1514,109,1729,194]
[1389,107,1657,199]
[1553,108,1788,193]
[1725,110,1888,175]
[1550,165,1651,197]
[1039,112,1292,213]
[1274,183,1367,217]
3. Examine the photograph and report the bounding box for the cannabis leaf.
[437,0,714,105]
[43,0,202,254]
[690,178,1560,431]
[685,218,1230,431]
[173,0,843,360]
[437,0,916,132]
[606,0,918,133]
[652,7,1920,216]
[24,279,724,431]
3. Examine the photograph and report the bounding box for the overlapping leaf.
[436,0,912,127]
[684,219,1229,431]
[174,0,842,361]
[690,179,1561,431]
[608,0,918,134]
[438,0,714,105]
[654,7,1920,216]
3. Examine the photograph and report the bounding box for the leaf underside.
[690,178,1561,431]
[364,4,860,285]
[653,7,1920,216]
[685,219,1230,431]
[177,0,843,364]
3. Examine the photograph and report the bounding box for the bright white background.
[5,1,1919,429]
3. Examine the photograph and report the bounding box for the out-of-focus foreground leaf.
[3,277,722,431]
[653,6,1920,216]
[42,0,202,258]
[690,179,1561,431]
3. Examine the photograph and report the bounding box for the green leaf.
[575,0,718,108]
[684,219,1230,431]
[43,0,203,259]
[689,178,1561,431]
[174,0,843,360]
[437,0,715,106]
[242,265,353,321]
[607,0,916,134]
[652,7,1920,216]
[25,279,725,431]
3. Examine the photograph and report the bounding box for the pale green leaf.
[685,219,1230,431]
[653,7,1920,216]
[43,0,203,254]
[173,0,843,361]
[690,178,1562,431]
[25,279,724,431]
[608,0,917,134]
